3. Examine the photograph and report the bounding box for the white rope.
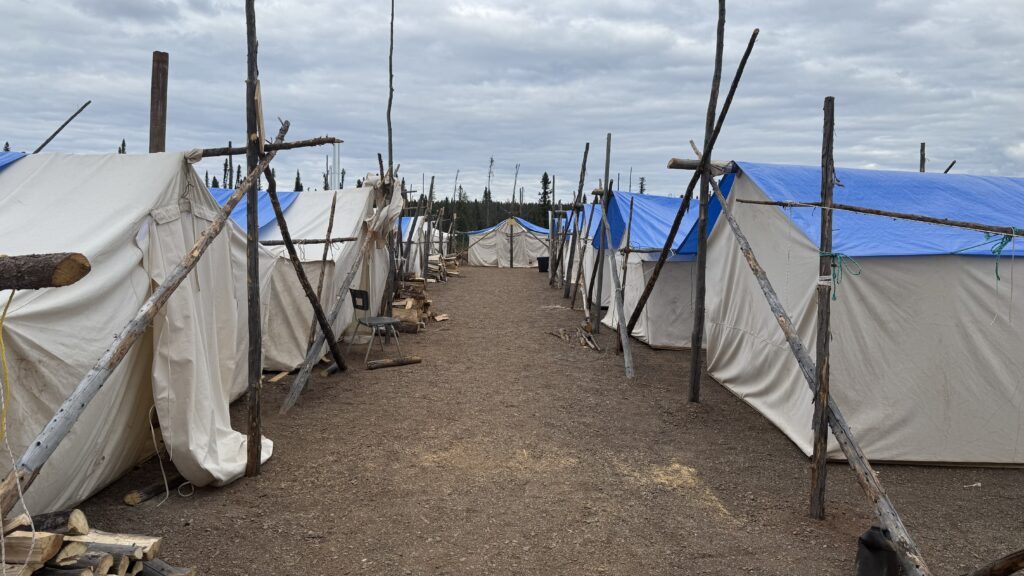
[148,405,171,507]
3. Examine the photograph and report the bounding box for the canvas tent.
[707,162,1024,465]
[466,217,549,268]
[597,189,729,349]
[557,205,611,305]
[0,152,273,513]
[398,216,427,277]
[214,187,389,371]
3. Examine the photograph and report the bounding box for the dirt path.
[83,267,1021,575]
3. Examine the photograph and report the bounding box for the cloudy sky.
[2,0,1022,202]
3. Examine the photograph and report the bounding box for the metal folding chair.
[345,289,402,364]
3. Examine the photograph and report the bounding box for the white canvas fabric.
[0,152,272,512]
[706,174,1024,464]
[556,232,611,306]
[259,188,387,371]
[467,218,549,268]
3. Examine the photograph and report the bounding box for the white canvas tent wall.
[399,216,426,277]
[466,217,549,268]
[0,152,273,513]
[558,205,610,304]
[707,162,1024,465]
[258,188,388,371]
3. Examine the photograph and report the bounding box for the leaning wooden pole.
[552,145,589,290]
[709,177,930,576]
[307,191,339,347]
[626,27,759,335]
[810,96,835,520]
[591,135,614,333]
[33,101,91,155]
[570,197,599,310]
[616,197,635,353]
[688,0,726,403]
[244,0,262,477]
[0,125,289,516]
[598,185,635,375]
[263,169,348,373]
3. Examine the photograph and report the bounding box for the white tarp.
[0,152,272,512]
[706,172,1024,464]
[259,188,388,371]
[467,218,549,268]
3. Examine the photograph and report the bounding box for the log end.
[51,253,92,287]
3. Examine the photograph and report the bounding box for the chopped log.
[112,554,131,576]
[66,531,160,561]
[65,551,112,576]
[31,568,89,576]
[2,531,64,564]
[140,559,195,576]
[965,548,1024,576]
[199,136,343,158]
[626,28,760,335]
[28,510,89,536]
[0,253,91,291]
[0,123,290,518]
[45,541,88,566]
[709,177,930,575]
[128,560,144,576]
[1,564,40,576]
[78,543,142,563]
[2,513,30,535]
[366,356,422,370]
[122,472,185,506]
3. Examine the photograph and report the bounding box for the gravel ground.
[81,266,1022,575]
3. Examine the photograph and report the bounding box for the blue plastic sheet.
[209,187,299,231]
[0,152,26,173]
[466,217,549,235]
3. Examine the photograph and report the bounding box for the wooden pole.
[32,101,92,154]
[688,0,726,404]
[625,28,759,335]
[666,158,734,173]
[0,124,289,516]
[386,0,395,178]
[919,142,926,172]
[244,0,262,478]
[0,253,91,290]
[966,548,1024,576]
[944,160,956,174]
[228,141,233,188]
[810,96,835,520]
[596,169,634,375]
[592,162,611,334]
[148,51,168,154]
[708,177,930,576]
[734,199,1024,239]
[616,197,634,353]
[570,197,599,310]
[201,136,343,158]
[262,237,354,246]
[263,169,348,373]
[401,193,424,279]
[554,144,590,291]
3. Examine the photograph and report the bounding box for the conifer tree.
[294,169,303,191]
[638,177,647,194]
[2,142,9,152]
[211,176,220,188]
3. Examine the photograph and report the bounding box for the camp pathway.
[81,266,1022,575]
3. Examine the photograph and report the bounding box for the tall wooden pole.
[592,135,613,333]
[810,96,835,520]
[386,0,395,180]
[616,197,634,353]
[33,101,91,154]
[688,0,726,403]
[570,198,599,310]
[307,192,338,347]
[553,144,589,290]
[148,51,169,154]
[244,0,263,477]
[919,142,926,172]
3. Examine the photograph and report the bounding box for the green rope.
[952,228,1017,281]
[820,252,861,301]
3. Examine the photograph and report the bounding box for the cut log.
[29,509,89,536]
[79,543,143,563]
[2,531,64,564]
[966,548,1024,576]
[2,512,30,534]
[366,356,422,370]
[65,551,112,576]
[0,253,91,291]
[31,568,90,576]
[1,563,40,576]
[112,554,131,576]
[140,559,195,576]
[46,541,88,566]
[128,560,144,576]
[66,531,160,561]
[123,473,184,507]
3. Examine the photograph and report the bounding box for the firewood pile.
[1,509,192,576]
[392,279,431,333]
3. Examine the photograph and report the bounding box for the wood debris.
[0,509,192,575]
[548,327,601,352]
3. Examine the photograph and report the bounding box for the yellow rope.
[0,290,14,443]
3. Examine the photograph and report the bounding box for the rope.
[819,252,861,301]
[952,229,1017,281]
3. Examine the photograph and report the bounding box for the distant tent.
[0,153,272,512]
[466,217,549,268]
[598,188,730,349]
[708,162,1024,464]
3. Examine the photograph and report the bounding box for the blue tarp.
[559,204,603,240]
[209,187,300,231]
[466,217,549,236]
[736,162,1024,257]
[0,152,26,173]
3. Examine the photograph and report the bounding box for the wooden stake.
[0,253,91,291]
[810,96,835,520]
[557,144,590,295]
[307,191,339,347]
[709,177,931,576]
[244,0,263,478]
[0,124,289,518]
[148,51,169,154]
[263,168,348,374]
[626,28,759,335]
[689,0,726,404]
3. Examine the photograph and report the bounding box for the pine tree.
[322,170,329,190]
[638,177,647,195]
[236,165,242,186]
[340,168,346,189]
[211,176,220,188]
[118,139,126,154]
[2,142,9,152]
[539,172,551,211]
[294,169,304,191]
[205,171,209,187]
[223,159,229,185]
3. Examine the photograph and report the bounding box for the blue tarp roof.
[399,216,421,239]
[736,162,1024,257]
[560,204,603,239]
[0,152,26,173]
[209,187,300,231]
[466,217,549,236]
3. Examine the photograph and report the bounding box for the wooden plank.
[810,96,835,520]
[267,371,290,384]
[0,254,91,291]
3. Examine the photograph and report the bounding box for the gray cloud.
[1,0,1022,206]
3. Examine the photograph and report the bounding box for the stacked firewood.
[1,509,192,576]
[392,280,431,333]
